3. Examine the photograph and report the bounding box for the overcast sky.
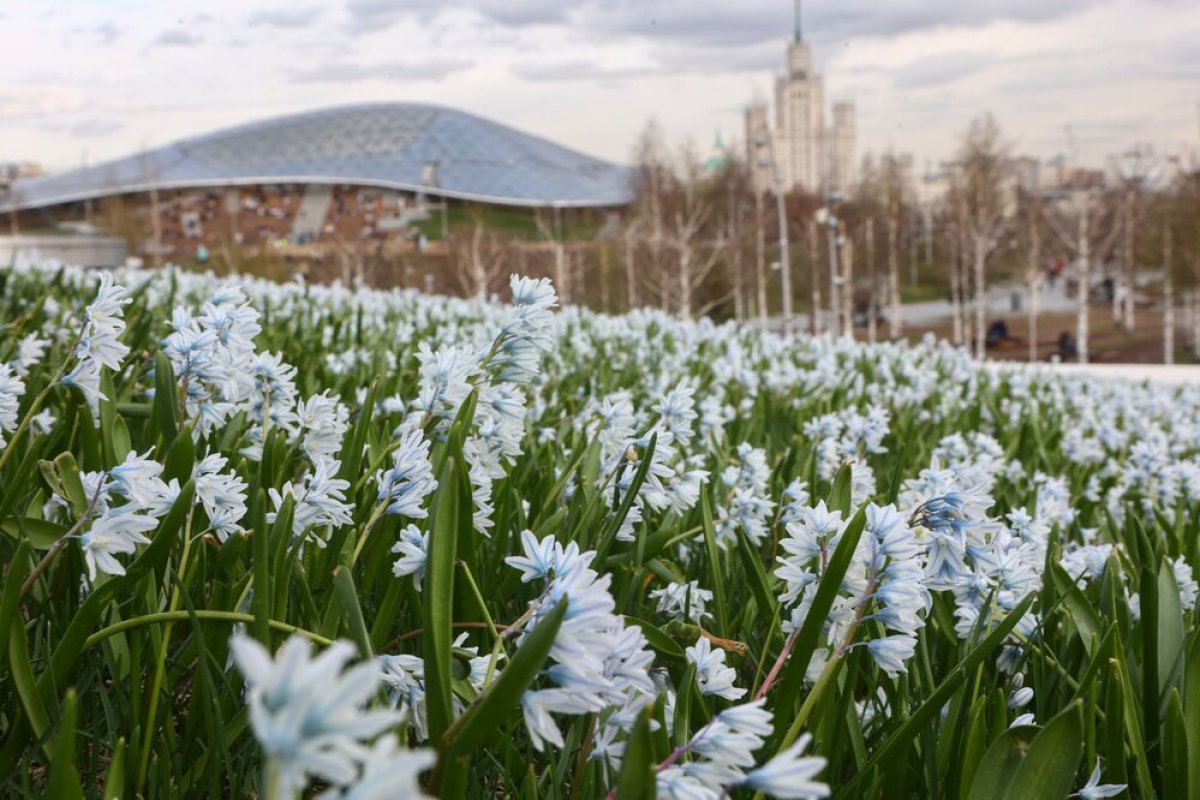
[2,0,1198,174]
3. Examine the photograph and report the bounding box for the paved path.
[989,361,1200,386]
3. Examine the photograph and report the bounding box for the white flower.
[376,426,437,518]
[319,734,433,800]
[391,524,428,589]
[651,580,714,623]
[79,510,158,582]
[866,635,917,677]
[687,637,746,701]
[0,364,26,449]
[740,733,830,798]
[1076,758,1126,799]
[229,633,401,797]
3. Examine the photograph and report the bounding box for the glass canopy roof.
[3,103,634,211]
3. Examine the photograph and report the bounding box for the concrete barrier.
[0,235,127,268]
[991,360,1200,386]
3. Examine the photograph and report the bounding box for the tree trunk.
[755,191,767,325]
[624,228,637,311]
[866,218,877,343]
[841,224,854,338]
[554,241,569,305]
[808,221,821,335]
[828,223,841,338]
[1163,226,1174,364]
[887,215,901,338]
[973,238,986,360]
[1076,202,1090,364]
[1122,199,1135,334]
[1028,276,1040,363]
[949,224,963,347]
[599,243,610,313]
[679,245,692,320]
[1191,288,1200,357]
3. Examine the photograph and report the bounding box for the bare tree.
[627,120,672,313]
[1019,191,1044,362]
[1111,144,1158,333]
[952,114,1010,359]
[533,209,569,304]
[450,207,508,299]
[1042,186,1120,363]
[879,152,909,338]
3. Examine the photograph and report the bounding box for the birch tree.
[952,114,1009,359]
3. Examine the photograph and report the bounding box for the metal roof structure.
[3,103,635,211]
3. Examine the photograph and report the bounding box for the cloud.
[891,51,995,89]
[290,58,473,83]
[343,0,430,33]
[529,0,1104,49]
[249,7,323,28]
[36,117,127,138]
[509,60,655,82]
[149,29,203,47]
[510,44,778,83]
[94,21,121,45]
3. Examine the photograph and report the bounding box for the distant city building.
[1,162,43,194]
[744,2,856,195]
[827,102,857,196]
[1005,156,1041,195]
[703,133,731,175]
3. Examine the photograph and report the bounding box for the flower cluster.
[505,531,656,757]
[62,271,131,407]
[230,633,432,796]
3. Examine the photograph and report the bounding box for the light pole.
[815,201,841,337]
[755,133,792,336]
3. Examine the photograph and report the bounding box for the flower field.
[2,260,1195,799]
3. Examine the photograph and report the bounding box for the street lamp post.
[816,205,841,337]
[756,133,792,336]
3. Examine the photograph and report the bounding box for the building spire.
[793,0,803,42]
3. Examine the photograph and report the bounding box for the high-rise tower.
[745,1,856,195]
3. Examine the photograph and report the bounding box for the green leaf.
[774,506,867,720]
[435,599,568,797]
[672,663,696,749]
[45,689,84,800]
[337,378,377,485]
[423,455,460,745]
[332,567,374,660]
[1165,688,1190,800]
[596,432,658,557]
[54,452,89,518]
[614,705,656,799]
[959,697,989,797]
[162,426,196,485]
[1184,633,1200,800]
[152,351,179,445]
[1049,562,1104,656]
[828,462,852,515]
[624,615,687,661]
[0,540,31,658]
[965,725,1038,800]
[735,527,776,623]
[451,599,567,756]
[102,737,127,800]
[1159,559,1186,697]
[0,516,68,550]
[700,490,729,635]
[8,597,49,742]
[4,480,196,774]
[998,702,1084,800]
[834,593,1035,798]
